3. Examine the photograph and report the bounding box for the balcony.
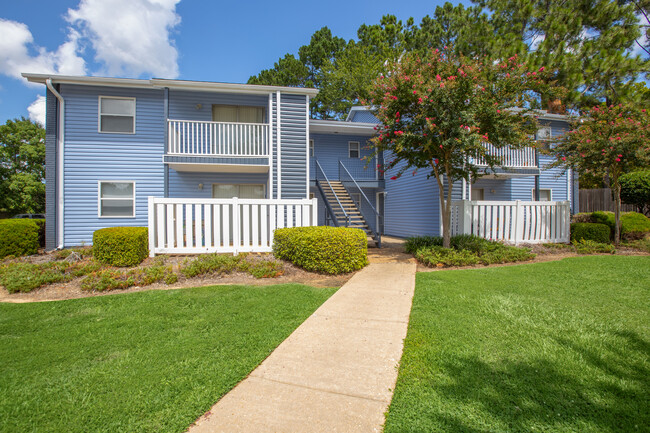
[474,143,536,169]
[165,119,270,173]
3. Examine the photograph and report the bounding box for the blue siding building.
[25,72,577,249]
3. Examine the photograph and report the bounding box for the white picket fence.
[147,197,318,256]
[450,200,571,244]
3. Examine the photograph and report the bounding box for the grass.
[385,256,650,433]
[0,283,336,432]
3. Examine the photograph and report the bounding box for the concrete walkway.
[189,248,416,432]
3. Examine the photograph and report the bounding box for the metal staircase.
[314,160,382,247]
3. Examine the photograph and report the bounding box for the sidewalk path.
[189,247,416,432]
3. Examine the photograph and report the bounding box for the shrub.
[80,264,177,292]
[93,227,148,267]
[273,226,368,274]
[591,211,615,235]
[34,219,45,248]
[480,245,535,264]
[571,213,593,223]
[180,254,243,278]
[620,169,650,215]
[590,211,650,240]
[415,246,480,267]
[248,260,284,278]
[0,219,40,259]
[449,234,496,254]
[572,239,616,255]
[404,236,442,254]
[570,223,611,244]
[0,262,70,293]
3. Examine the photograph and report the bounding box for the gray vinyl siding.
[279,93,308,199]
[60,84,165,246]
[168,170,269,198]
[310,133,377,181]
[45,88,58,250]
[350,111,379,124]
[471,178,512,201]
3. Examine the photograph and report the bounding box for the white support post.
[514,200,523,246]
[148,196,155,257]
[461,200,472,235]
[232,197,240,255]
[311,197,318,226]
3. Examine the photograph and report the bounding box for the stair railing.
[315,160,350,227]
[339,161,382,247]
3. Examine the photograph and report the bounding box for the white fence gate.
[450,200,571,244]
[148,197,318,256]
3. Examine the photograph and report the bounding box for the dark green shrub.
[620,169,650,215]
[404,236,442,254]
[34,219,45,247]
[180,254,243,278]
[480,245,535,264]
[450,234,496,254]
[93,227,148,267]
[572,239,616,255]
[0,219,40,259]
[571,223,611,244]
[415,246,480,267]
[591,211,615,235]
[273,226,368,274]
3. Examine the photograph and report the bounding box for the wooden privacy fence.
[450,200,571,244]
[148,197,318,256]
[579,188,636,213]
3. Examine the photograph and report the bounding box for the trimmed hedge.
[591,211,650,240]
[93,227,149,267]
[570,223,611,244]
[273,226,368,274]
[0,219,40,259]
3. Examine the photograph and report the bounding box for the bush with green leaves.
[415,247,480,267]
[180,254,243,278]
[620,169,650,215]
[570,223,611,244]
[591,211,650,240]
[248,260,284,278]
[0,219,40,259]
[0,262,69,293]
[572,239,616,255]
[404,236,442,254]
[273,226,368,274]
[80,263,177,292]
[93,227,148,267]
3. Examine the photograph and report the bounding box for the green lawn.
[0,284,336,433]
[385,256,650,433]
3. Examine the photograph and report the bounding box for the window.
[212,105,265,123]
[471,188,484,201]
[99,96,135,133]
[98,181,135,217]
[349,141,360,158]
[309,139,314,157]
[536,126,552,151]
[532,188,552,201]
[212,184,266,199]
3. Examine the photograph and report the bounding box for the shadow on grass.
[426,331,649,432]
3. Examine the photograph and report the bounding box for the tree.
[550,104,650,244]
[619,169,650,215]
[370,48,553,247]
[476,0,647,109]
[0,118,46,216]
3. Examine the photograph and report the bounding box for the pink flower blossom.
[390,176,398,180]
[616,158,621,162]
[436,75,442,81]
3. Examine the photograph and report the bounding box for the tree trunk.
[438,181,451,248]
[612,180,622,245]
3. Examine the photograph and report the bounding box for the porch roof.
[21,73,319,97]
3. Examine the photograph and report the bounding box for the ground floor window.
[98,181,135,217]
[471,188,484,201]
[212,184,266,199]
[532,188,552,201]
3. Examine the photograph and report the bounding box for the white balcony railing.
[167,119,269,157]
[473,143,536,168]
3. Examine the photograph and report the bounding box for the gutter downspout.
[46,79,64,249]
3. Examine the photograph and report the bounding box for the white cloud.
[28,95,46,126]
[66,0,181,78]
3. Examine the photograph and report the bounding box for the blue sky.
[0,0,459,125]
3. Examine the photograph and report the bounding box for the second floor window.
[212,105,265,123]
[309,139,314,157]
[99,96,135,133]
[349,141,360,158]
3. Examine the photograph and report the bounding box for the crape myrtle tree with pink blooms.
[369,47,559,248]
[550,104,650,245]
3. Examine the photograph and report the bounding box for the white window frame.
[532,188,552,201]
[535,126,552,151]
[98,181,136,218]
[309,139,314,157]
[98,96,136,134]
[349,141,360,159]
